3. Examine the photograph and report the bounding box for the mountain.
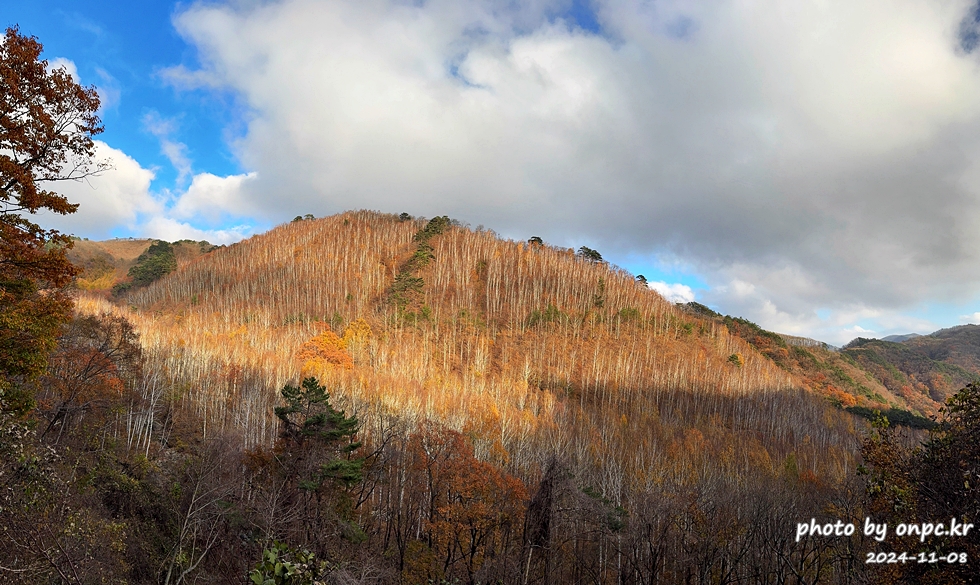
[67,215,956,437]
[67,237,219,293]
[49,211,951,582]
[73,212,863,478]
[841,326,980,409]
[679,304,938,421]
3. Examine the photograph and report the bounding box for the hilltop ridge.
[69,213,958,428]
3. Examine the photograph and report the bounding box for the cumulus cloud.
[960,312,980,324]
[34,140,257,245]
[140,216,254,245]
[160,0,980,339]
[47,57,79,81]
[648,281,695,304]
[37,140,160,238]
[171,172,259,224]
[26,55,260,246]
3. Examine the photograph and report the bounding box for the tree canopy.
[0,26,103,408]
[577,246,603,262]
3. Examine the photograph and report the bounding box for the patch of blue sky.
[4,1,244,191]
[611,253,708,291]
[897,300,980,333]
[817,302,980,345]
[446,62,487,89]
[563,0,601,34]
[663,15,697,41]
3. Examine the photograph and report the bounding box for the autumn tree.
[905,383,980,584]
[0,26,104,411]
[0,27,119,582]
[296,330,353,373]
[34,313,141,444]
[403,427,527,584]
[858,383,980,584]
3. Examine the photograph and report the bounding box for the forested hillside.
[88,212,852,477]
[684,307,944,423]
[10,210,976,583]
[68,238,219,293]
[841,328,980,408]
[24,211,862,582]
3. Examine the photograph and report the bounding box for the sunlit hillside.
[68,238,218,292]
[698,310,940,419]
[841,329,980,411]
[75,212,861,497]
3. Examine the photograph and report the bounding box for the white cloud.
[47,57,79,81]
[172,172,259,224]
[960,312,980,324]
[37,140,160,238]
[48,58,122,112]
[34,142,256,246]
[648,281,695,304]
[159,64,222,90]
[10,43,260,246]
[93,67,121,111]
[140,216,254,245]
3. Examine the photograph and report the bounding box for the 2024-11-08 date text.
[865,552,967,564]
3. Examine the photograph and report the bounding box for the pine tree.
[275,377,363,489]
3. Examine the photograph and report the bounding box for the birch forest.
[3,211,961,584]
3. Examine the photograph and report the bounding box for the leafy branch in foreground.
[1,25,104,411]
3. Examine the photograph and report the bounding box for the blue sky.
[7,0,980,346]
[4,2,239,184]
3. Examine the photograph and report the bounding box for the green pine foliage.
[845,405,936,430]
[390,216,452,315]
[577,246,603,262]
[113,240,177,295]
[275,377,364,488]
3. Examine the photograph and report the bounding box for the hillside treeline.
[4,212,977,583]
[7,309,978,584]
[0,310,867,584]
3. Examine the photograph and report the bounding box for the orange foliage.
[35,313,140,442]
[297,329,353,372]
[406,427,527,582]
[826,385,858,408]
